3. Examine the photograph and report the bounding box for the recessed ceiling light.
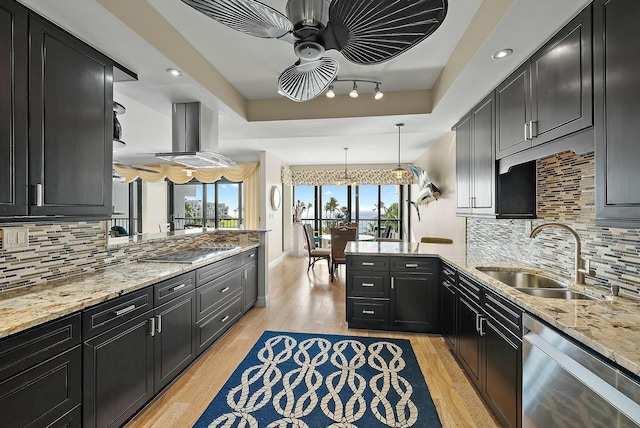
[167,68,182,77]
[492,49,513,60]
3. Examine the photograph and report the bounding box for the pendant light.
[336,148,357,186]
[392,123,407,179]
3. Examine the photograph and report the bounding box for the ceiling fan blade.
[328,0,448,64]
[181,0,293,39]
[277,57,339,102]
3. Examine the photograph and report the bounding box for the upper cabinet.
[594,0,640,226]
[0,0,114,220]
[496,5,593,160]
[0,0,27,216]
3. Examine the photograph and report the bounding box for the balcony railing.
[300,217,400,246]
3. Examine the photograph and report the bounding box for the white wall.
[409,132,466,245]
[142,181,168,233]
[260,152,289,267]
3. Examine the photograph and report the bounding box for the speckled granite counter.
[346,241,640,377]
[0,244,260,340]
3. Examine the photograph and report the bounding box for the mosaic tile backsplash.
[468,151,640,298]
[0,224,261,292]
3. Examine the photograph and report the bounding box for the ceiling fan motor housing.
[286,0,329,32]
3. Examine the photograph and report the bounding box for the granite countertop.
[0,244,260,340]
[346,241,640,377]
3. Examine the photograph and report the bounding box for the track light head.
[349,81,359,98]
[326,84,335,98]
[374,83,384,100]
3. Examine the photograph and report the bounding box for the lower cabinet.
[444,270,522,428]
[0,314,82,428]
[346,255,441,333]
[242,259,258,313]
[441,263,457,350]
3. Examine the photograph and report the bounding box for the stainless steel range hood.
[156,102,236,169]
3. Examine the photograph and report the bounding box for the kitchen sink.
[476,268,568,289]
[516,288,600,301]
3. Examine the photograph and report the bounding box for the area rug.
[194,330,442,427]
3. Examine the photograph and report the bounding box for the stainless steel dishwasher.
[522,314,640,427]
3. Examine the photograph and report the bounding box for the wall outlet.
[2,228,29,250]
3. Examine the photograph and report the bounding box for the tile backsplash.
[0,223,261,292]
[468,150,640,297]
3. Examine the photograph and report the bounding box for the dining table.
[321,234,375,242]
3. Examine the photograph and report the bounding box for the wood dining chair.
[330,226,357,282]
[303,224,331,273]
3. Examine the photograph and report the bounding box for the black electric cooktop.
[139,245,240,264]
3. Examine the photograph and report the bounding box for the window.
[170,179,243,230]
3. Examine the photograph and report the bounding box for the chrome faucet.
[530,222,595,285]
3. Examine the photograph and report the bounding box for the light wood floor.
[126,257,499,428]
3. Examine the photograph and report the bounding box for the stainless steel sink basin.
[476,268,568,289]
[516,288,600,301]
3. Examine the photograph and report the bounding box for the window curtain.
[113,163,258,184]
[243,165,260,229]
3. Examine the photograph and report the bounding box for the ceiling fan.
[181,0,448,102]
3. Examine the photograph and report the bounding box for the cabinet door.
[496,62,531,159]
[242,261,258,313]
[154,291,196,393]
[0,0,27,216]
[83,311,154,428]
[29,15,113,217]
[483,318,521,428]
[455,114,472,212]
[530,6,592,146]
[391,273,440,333]
[471,93,495,212]
[457,296,482,388]
[594,0,640,222]
[441,280,457,351]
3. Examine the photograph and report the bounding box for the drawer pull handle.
[149,317,155,337]
[249,253,255,258]
[221,315,230,323]
[362,310,375,315]
[220,287,230,293]
[405,263,419,268]
[115,305,136,316]
[362,283,375,287]
[171,284,186,292]
[362,262,375,266]
[36,184,44,206]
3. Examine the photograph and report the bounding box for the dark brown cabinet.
[496,5,592,160]
[594,0,640,226]
[0,0,27,216]
[456,92,495,215]
[0,0,113,220]
[0,314,82,428]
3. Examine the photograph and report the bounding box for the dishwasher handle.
[524,325,640,425]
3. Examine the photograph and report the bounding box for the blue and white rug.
[194,331,442,427]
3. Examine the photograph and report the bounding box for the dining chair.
[384,225,394,238]
[330,226,357,281]
[303,224,331,273]
[420,237,453,244]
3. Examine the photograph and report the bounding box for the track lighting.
[324,78,383,101]
[349,81,359,98]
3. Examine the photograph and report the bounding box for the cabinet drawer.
[347,273,388,298]
[457,273,482,304]
[347,299,389,325]
[196,255,241,286]
[242,248,258,265]
[0,345,81,428]
[0,313,80,381]
[196,268,242,322]
[390,257,437,272]
[347,256,389,271]
[82,287,153,340]
[196,295,243,355]
[154,271,195,306]
[483,290,522,338]
[442,263,456,283]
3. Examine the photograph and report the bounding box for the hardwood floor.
[126,256,499,428]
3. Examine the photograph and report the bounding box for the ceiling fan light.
[374,84,384,100]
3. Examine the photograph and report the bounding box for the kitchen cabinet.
[496,5,592,159]
[346,255,440,333]
[456,92,495,215]
[456,274,483,388]
[441,262,457,351]
[0,0,114,220]
[82,288,155,428]
[242,249,259,313]
[0,0,27,216]
[594,0,640,226]
[0,314,81,428]
[390,257,440,332]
